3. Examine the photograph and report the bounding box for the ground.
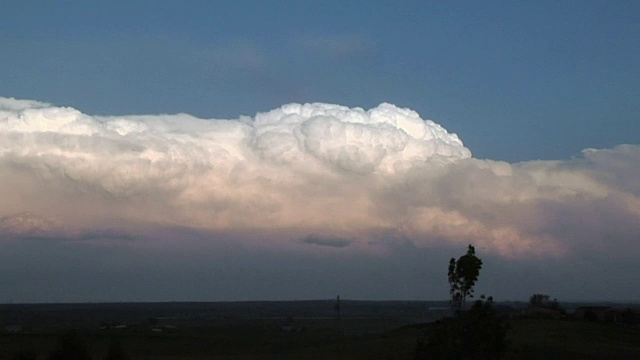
[1,302,639,359]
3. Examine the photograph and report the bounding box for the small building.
[603,308,640,325]
[574,306,611,321]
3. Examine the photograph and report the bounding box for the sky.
[0,1,639,303]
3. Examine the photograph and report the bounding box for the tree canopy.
[416,245,508,360]
[448,244,483,311]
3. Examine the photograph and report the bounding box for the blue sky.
[2,0,638,161]
[1,1,639,302]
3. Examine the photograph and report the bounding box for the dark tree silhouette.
[463,297,509,359]
[416,296,509,360]
[529,294,560,309]
[448,244,483,311]
[416,245,508,360]
[528,294,564,317]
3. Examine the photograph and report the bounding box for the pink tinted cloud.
[1,97,638,259]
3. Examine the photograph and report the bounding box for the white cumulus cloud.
[0,97,638,259]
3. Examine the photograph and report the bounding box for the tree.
[463,296,509,359]
[416,297,509,360]
[528,294,563,315]
[448,245,483,312]
[529,293,560,308]
[416,245,508,360]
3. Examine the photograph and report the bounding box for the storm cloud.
[1,96,639,262]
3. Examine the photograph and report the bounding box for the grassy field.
[505,318,640,359]
[1,318,420,360]
[1,308,639,359]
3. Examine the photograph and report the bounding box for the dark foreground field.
[1,302,639,359]
[505,317,640,359]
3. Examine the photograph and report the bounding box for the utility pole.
[334,295,341,334]
[335,295,342,357]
